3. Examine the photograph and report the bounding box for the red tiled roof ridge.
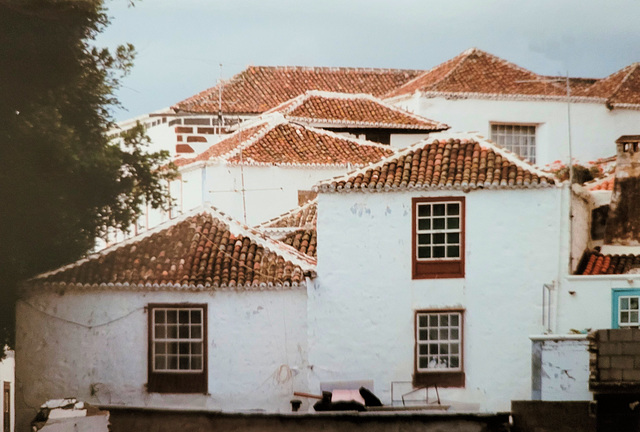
[315,132,557,192]
[583,63,640,99]
[257,198,318,229]
[585,174,615,191]
[266,90,449,130]
[30,205,316,284]
[387,47,571,99]
[176,114,396,169]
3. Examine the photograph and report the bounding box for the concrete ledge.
[104,405,511,432]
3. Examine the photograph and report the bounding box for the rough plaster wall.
[535,339,590,401]
[571,192,592,272]
[310,189,563,412]
[0,351,15,432]
[409,97,640,166]
[16,289,308,432]
[204,165,347,226]
[389,134,430,149]
[558,277,640,332]
[146,123,176,156]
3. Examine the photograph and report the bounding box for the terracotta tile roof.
[258,199,317,229]
[316,132,556,192]
[266,91,449,131]
[173,66,422,115]
[175,114,396,168]
[586,174,615,191]
[387,48,568,99]
[281,229,317,258]
[28,207,316,291]
[582,63,640,108]
[543,76,599,96]
[576,250,640,275]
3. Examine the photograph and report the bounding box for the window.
[412,197,465,279]
[414,310,465,387]
[490,124,536,162]
[148,304,207,393]
[612,289,640,329]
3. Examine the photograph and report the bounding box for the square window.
[490,124,536,163]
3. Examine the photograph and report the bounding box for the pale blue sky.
[97,0,640,121]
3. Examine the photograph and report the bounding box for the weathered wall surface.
[397,96,640,166]
[16,289,308,432]
[0,350,15,432]
[511,401,595,432]
[530,337,590,401]
[310,188,564,412]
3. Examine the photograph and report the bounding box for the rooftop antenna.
[218,63,225,134]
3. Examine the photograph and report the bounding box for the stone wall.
[588,328,640,390]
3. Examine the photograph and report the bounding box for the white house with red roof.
[309,131,572,411]
[15,206,316,431]
[387,48,640,167]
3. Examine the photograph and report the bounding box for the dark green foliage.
[554,164,597,184]
[0,0,175,350]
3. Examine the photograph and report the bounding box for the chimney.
[604,135,640,245]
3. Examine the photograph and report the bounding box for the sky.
[97,0,640,122]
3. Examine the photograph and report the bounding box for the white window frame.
[618,296,640,328]
[415,201,462,261]
[490,123,537,162]
[416,311,462,372]
[152,306,205,373]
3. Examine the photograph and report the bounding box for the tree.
[0,0,175,349]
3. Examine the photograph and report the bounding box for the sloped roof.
[576,250,640,275]
[27,207,316,291]
[582,63,640,108]
[173,66,422,115]
[387,48,568,99]
[266,91,449,131]
[258,198,317,229]
[586,174,615,191]
[175,114,395,168]
[316,132,557,192]
[281,229,317,258]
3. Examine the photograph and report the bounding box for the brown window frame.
[412,197,465,279]
[413,309,465,388]
[147,303,208,394]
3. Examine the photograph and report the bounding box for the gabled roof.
[258,198,317,229]
[281,229,317,258]
[27,206,316,291]
[266,91,449,131]
[316,132,557,193]
[173,66,422,115]
[582,63,640,108]
[386,48,568,99]
[175,114,395,168]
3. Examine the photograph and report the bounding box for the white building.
[15,206,316,432]
[310,132,568,411]
[387,48,640,167]
[0,350,14,432]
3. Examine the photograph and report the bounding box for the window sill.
[413,371,465,388]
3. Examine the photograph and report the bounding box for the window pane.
[179,357,189,370]
[622,312,629,323]
[433,233,445,244]
[418,247,431,259]
[621,298,629,309]
[429,329,438,340]
[433,246,445,258]
[191,325,202,339]
[155,310,165,324]
[418,219,431,230]
[439,343,448,354]
[450,356,459,368]
[419,315,428,327]
[429,316,438,326]
[167,342,178,354]
[155,355,166,370]
[418,205,431,217]
[433,218,445,229]
[447,218,459,229]
[419,344,428,355]
[168,356,178,370]
[450,328,459,339]
[191,310,202,324]
[447,246,460,258]
[450,314,459,326]
[632,297,639,309]
[167,325,177,339]
[167,310,177,324]
[418,234,431,245]
[429,343,438,354]
[447,203,459,215]
[632,311,639,323]
[155,325,165,339]
[439,328,448,339]
[439,315,448,326]
[447,233,459,243]
[419,357,429,368]
[192,356,202,370]
[450,344,459,354]
[179,324,189,338]
[419,329,428,341]
[179,342,190,355]
[155,342,166,354]
[433,204,445,216]
[191,342,202,355]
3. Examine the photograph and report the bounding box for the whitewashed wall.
[530,336,590,401]
[309,188,564,412]
[16,288,308,431]
[0,350,15,432]
[397,96,640,166]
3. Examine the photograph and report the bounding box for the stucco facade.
[0,350,15,432]
[396,95,640,166]
[15,288,309,431]
[309,187,566,412]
